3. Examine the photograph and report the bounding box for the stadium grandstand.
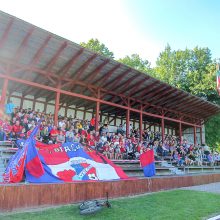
[1,10,220,212]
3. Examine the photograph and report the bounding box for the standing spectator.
[5,99,15,117]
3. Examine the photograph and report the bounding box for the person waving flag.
[140,148,156,177]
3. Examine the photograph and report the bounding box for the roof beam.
[58,48,84,78]
[29,35,52,66]
[175,98,201,110]
[134,81,158,99]
[163,94,188,108]
[161,93,188,107]
[81,59,110,82]
[79,60,110,94]
[92,64,121,86]
[102,68,131,89]
[151,90,178,105]
[60,54,98,90]
[13,27,35,62]
[44,41,68,72]
[177,101,205,113]
[128,78,148,97]
[141,86,168,101]
[147,87,175,104]
[72,54,98,80]
[117,75,138,94]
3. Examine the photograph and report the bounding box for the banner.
[25,142,128,183]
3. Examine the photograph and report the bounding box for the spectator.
[0,126,6,141]
[5,99,15,117]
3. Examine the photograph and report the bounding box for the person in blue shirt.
[5,99,15,116]
[0,126,6,141]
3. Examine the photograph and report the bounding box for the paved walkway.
[181,182,220,194]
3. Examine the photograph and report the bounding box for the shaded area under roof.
[0,10,219,125]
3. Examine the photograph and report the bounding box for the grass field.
[2,190,220,220]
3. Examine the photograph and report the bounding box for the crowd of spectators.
[0,106,219,166]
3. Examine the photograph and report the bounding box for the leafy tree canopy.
[80,38,114,59]
[118,54,156,77]
[155,45,220,148]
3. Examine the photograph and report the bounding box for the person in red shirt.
[89,117,96,131]
[94,131,100,142]
[11,120,23,138]
[88,135,95,148]
[50,125,59,144]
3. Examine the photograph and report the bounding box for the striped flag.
[217,67,220,96]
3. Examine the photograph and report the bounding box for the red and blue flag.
[3,125,40,183]
[3,125,128,183]
[140,149,156,177]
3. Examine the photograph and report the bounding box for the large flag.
[217,70,220,96]
[140,149,156,177]
[3,124,128,183]
[3,143,27,183]
[25,142,128,183]
[3,125,40,183]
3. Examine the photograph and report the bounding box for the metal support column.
[54,91,60,126]
[200,126,203,145]
[126,99,130,138]
[95,89,100,132]
[179,122,182,144]
[194,126,197,146]
[161,117,165,143]
[140,105,143,141]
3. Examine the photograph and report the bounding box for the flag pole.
[216,59,220,96]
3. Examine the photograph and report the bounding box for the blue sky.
[124,0,220,62]
[0,0,219,65]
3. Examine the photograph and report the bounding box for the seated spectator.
[88,134,96,148]
[103,142,110,159]
[56,129,66,144]
[40,126,50,143]
[114,144,121,160]
[0,126,6,141]
[65,126,75,142]
[109,143,115,160]
[89,116,95,131]
[50,125,59,144]
[11,120,23,138]
[100,132,107,144]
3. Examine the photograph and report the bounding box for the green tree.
[80,38,114,59]
[118,54,155,77]
[155,45,220,148]
[205,113,220,150]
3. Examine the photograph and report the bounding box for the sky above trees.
[1,0,220,66]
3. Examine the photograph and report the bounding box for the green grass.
[2,190,220,220]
